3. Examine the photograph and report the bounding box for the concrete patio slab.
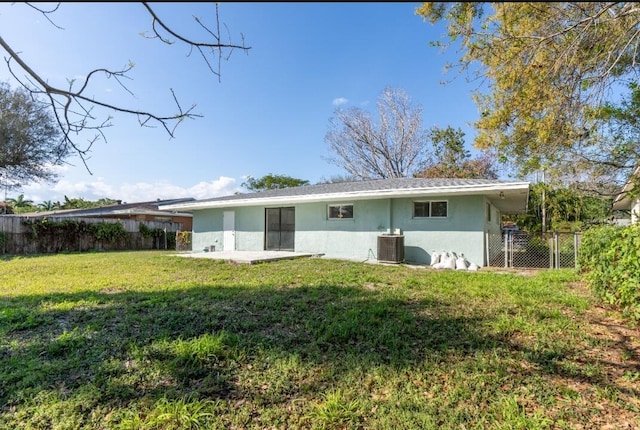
[172,250,322,264]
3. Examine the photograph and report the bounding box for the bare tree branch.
[141,2,248,80]
[324,87,430,179]
[0,2,250,173]
[25,2,64,30]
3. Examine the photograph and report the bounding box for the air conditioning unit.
[377,234,405,263]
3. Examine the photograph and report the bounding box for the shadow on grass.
[0,282,634,414]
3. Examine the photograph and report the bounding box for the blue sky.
[0,2,486,204]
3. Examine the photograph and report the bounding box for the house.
[0,202,12,214]
[612,166,640,224]
[159,178,530,266]
[21,198,195,230]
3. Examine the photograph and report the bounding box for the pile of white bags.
[430,250,480,271]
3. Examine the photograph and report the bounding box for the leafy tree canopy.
[326,88,498,181]
[4,193,35,214]
[242,174,309,192]
[417,2,640,192]
[0,81,66,188]
[415,125,498,179]
[506,182,612,234]
[58,196,118,210]
[3,195,121,214]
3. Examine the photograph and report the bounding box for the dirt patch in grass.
[571,282,639,378]
[479,266,546,277]
[550,281,640,428]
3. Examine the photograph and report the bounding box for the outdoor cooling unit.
[377,234,405,263]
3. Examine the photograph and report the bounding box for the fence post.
[163,227,167,250]
[554,232,560,269]
[504,231,508,268]
[574,232,580,269]
[485,232,489,267]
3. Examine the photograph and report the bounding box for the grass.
[0,251,638,429]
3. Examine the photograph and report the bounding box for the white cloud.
[188,177,238,200]
[332,97,348,106]
[20,176,241,204]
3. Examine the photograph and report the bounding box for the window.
[486,203,491,222]
[328,204,353,219]
[413,202,430,218]
[413,200,448,218]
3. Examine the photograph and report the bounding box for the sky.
[0,2,488,205]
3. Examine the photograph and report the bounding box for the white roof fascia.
[613,165,640,209]
[160,182,530,211]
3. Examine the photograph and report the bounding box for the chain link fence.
[487,231,581,269]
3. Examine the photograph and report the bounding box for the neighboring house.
[160,178,530,266]
[0,202,13,214]
[21,198,195,230]
[612,166,640,224]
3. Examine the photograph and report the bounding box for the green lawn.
[1,251,638,429]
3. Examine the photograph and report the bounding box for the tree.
[577,82,640,195]
[95,198,119,207]
[317,174,360,184]
[37,200,56,211]
[58,196,119,210]
[7,193,35,214]
[0,3,250,172]
[417,2,640,190]
[0,82,65,187]
[242,174,309,192]
[324,87,430,180]
[507,182,611,233]
[416,125,498,179]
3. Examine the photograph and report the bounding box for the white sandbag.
[444,253,457,270]
[468,263,479,271]
[455,254,469,270]
[433,251,449,269]
[430,250,440,266]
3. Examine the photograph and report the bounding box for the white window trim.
[413,200,448,219]
[328,203,354,220]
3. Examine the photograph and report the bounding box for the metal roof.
[17,198,195,218]
[160,178,531,214]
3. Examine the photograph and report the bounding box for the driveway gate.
[486,231,582,269]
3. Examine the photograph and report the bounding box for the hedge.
[578,224,640,320]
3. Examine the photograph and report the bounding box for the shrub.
[578,224,640,320]
[90,221,127,243]
[139,222,165,239]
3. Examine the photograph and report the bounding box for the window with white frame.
[413,200,448,218]
[328,204,354,219]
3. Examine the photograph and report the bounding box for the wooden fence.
[0,215,184,255]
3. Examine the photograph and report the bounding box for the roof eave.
[160,182,531,212]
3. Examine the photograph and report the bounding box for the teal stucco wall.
[190,194,492,266]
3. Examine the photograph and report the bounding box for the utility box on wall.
[377,234,405,263]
